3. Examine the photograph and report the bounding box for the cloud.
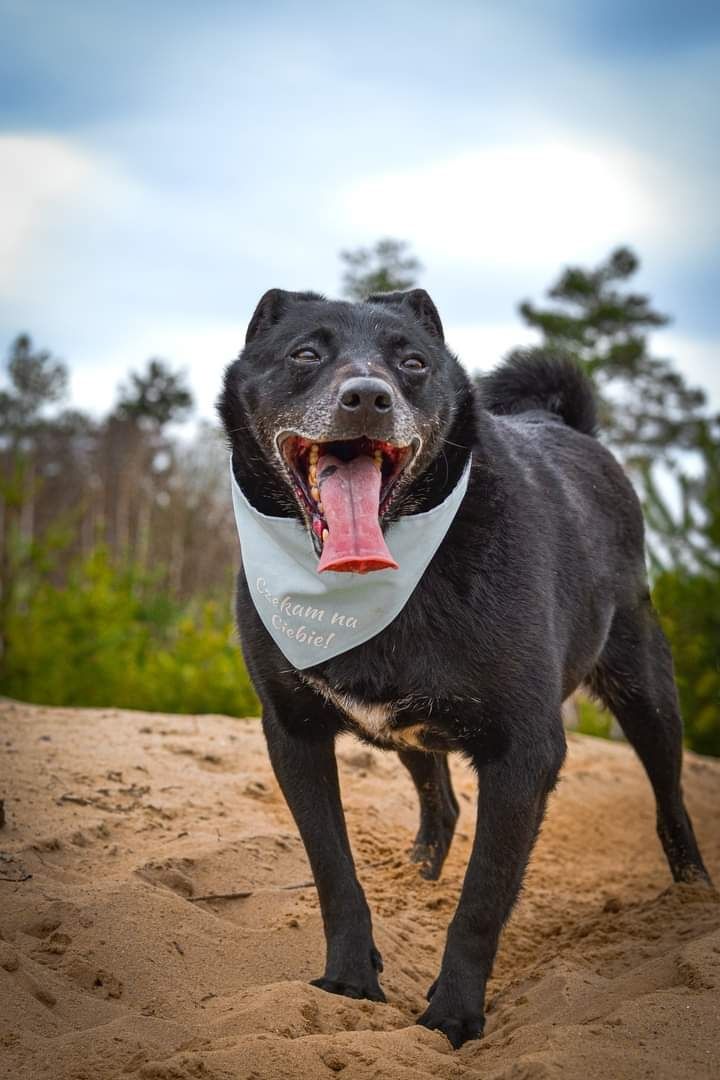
[337,137,712,272]
[449,323,720,412]
[2,6,717,422]
[445,322,537,375]
[68,317,244,421]
[446,324,720,409]
[652,330,720,410]
[0,134,138,299]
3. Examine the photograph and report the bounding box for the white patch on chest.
[332,692,394,736]
[300,674,425,746]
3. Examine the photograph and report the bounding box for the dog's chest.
[301,675,429,748]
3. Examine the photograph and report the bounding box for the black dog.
[219,288,709,1049]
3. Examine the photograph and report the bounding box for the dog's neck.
[230,442,300,519]
[391,384,479,518]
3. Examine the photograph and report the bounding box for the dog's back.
[479,351,647,612]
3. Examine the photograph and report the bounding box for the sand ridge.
[0,700,718,1079]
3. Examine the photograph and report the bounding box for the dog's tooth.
[373,450,382,470]
[317,501,323,514]
[308,466,317,486]
[322,527,329,542]
[311,486,320,503]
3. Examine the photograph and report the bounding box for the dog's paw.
[311,946,385,1003]
[418,977,485,1049]
[311,974,386,1003]
[410,841,445,881]
[409,814,457,881]
[417,999,485,1049]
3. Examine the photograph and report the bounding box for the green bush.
[0,548,258,717]
[3,545,717,757]
[654,570,720,757]
[575,697,614,740]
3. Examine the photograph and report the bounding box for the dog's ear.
[366,288,444,342]
[245,289,324,344]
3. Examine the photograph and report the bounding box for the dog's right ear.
[245,289,324,344]
[366,289,444,342]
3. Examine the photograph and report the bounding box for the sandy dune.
[0,700,718,1079]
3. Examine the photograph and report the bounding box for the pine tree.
[340,238,422,301]
[513,249,720,753]
[515,247,709,470]
[645,423,720,753]
[114,358,193,428]
[0,334,68,441]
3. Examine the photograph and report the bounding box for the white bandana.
[230,458,471,669]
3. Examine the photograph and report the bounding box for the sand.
[0,699,718,1080]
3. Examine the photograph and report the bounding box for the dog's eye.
[290,347,320,363]
[400,355,427,371]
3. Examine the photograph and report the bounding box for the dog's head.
[219,289,475,573]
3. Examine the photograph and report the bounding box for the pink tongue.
[316,454,399,574]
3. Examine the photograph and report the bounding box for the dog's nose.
[337,377,394,417]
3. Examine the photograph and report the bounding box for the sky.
[2,0,719,420]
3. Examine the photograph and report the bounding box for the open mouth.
[280,435,416,574]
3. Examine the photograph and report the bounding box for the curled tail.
[479,349,598,437]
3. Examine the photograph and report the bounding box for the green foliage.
[511,247,720,756]
[0,548,258,718]
[515,246,708,467]
[575,697,614,740]
[642,418,720,574]
[340,238,422,301]
[654,569,720,756]
[114,358,194,427]
[0,334,68,438]
[641,404,720,756]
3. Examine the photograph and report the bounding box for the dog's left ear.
[246,289,324,344]
[366,289,444,342]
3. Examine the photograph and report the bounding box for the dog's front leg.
[262,709,385,1002]
[418,726,566,1048]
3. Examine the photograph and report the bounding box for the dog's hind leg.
[398,749,459,880]
[587,601,711,886]
[262,708,385,1002]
